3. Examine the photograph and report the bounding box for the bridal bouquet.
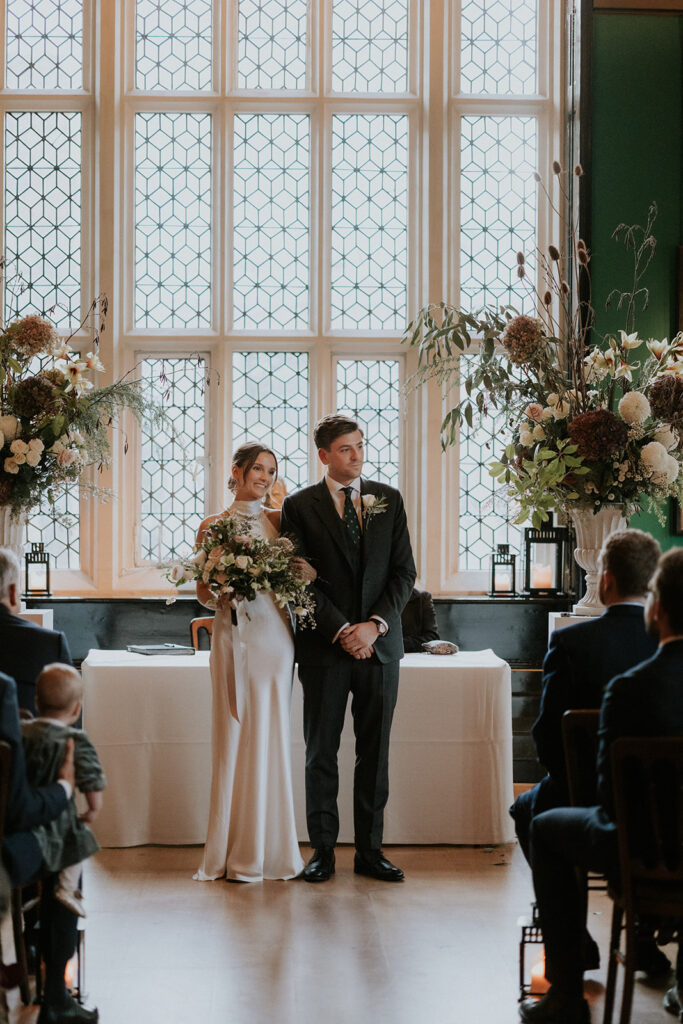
[403,169,683,528]
[164,512,316,626]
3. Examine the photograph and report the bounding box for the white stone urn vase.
[0,505,26,563]
[569,504,628,616]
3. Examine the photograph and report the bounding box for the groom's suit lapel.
[311,478,355,570]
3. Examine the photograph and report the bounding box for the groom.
[281,414,416,882]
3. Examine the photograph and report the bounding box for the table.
[81,649,514,848]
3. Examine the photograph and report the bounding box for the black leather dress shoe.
[302,846,335,882]
[519,988,589,1024]
[354,850,404,882]
[37,994,99,1024]
[637,939,672,977]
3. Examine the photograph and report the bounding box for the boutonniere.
[361,492,389,525]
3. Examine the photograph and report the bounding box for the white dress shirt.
[325,474,363,529]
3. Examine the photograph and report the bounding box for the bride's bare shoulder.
[196,511,227,539]
[263,507,281,530]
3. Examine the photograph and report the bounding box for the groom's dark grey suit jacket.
[280,478,416,666]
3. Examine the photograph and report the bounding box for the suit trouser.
[299,658,400,851]
[529,806,617,997]
[509,774,567,864]
[40,874,79,1006]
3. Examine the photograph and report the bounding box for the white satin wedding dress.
[194,498,304,882]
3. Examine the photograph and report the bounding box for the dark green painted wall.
[590,12,683,547]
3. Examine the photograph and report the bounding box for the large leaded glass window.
[139,357,208,563]
[0,0,561,592]
[232,352,309,495]
[336,359,400,486]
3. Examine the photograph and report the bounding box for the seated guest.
[401,587,440,652]
[519,548,683,1024]
[510,529,659,865]
[0,669,97,1022]
[0,547,72,714]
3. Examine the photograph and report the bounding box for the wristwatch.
[370,616,388,637]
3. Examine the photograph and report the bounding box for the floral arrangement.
[0,296,146,517]
[164,511,316,626]
[402,168,683,528]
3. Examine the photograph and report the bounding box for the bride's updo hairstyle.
[228,442,279,493]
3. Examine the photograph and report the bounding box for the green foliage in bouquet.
[164,511,316,627]
[0,290,146,517]
[402,166,683,529]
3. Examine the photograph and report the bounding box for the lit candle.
[530,951,550,994]
[531,564,553,589]
[495,571,511,593]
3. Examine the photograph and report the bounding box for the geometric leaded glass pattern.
[135,0,213,92]
[6,0,83,90]
[4,111,82,327]
[458,354,523,570]
[331,114,408,330]
[233,114,310,330]
[232,352,309,495]
[336,358,399,486]
[140,357,207,562]
[331,0,409,93]
[460,0,537,95]
[26,486,80,570]
[237,0,307,90]
[134,112,212,328]
[459,115,536,313]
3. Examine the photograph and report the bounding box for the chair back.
[190,616,214,650]
[562,708,600,807]
[0,741,11,846]
[611,736,683,915]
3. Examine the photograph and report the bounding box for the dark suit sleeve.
[280,495,348,640]
[531,631,573,778]
[595,673,634,820]
[402,593,439,652]
[58,630,73,666]
[368,491,416,628]
[0,677,68,834]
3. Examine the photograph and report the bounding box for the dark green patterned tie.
[341,486,360,546]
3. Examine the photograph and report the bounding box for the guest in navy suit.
[0,547,72,714]
[519,547,683,1024]
[510,529,660,863]
[0,668,96,1022]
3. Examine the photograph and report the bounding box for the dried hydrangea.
[649,374,683,425]
[3,315,58,359]
[501,316,545,365]
[567,409,628,460]
[10,375,59,421]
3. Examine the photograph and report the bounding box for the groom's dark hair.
[314,414,363,451]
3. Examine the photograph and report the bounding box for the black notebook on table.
[126,643,196,656]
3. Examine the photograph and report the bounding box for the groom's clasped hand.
[338,621,378,659]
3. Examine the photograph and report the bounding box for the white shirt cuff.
[333,623,351,643]
[58,779,73,799]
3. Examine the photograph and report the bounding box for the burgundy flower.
[567,409,628,460]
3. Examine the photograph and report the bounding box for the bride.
[194,442,307,882]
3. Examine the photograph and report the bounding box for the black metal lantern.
[490,543,516,596]
[524,515,567,597]
[25,542,51,597]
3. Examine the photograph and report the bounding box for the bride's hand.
[291,557,317,582]
[217,591,244,612]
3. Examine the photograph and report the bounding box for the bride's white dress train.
[194,498,304,882]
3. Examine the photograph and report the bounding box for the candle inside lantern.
[531,564,553,589]
[530,951,550,994]
[28,563,47,592]
[494,571,511,592]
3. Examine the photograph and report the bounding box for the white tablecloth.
[81,649,514,848]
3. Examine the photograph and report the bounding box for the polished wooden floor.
[7,843,678,1024]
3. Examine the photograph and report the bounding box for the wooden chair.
[190,616,214,650]
[603,736,683,1024]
